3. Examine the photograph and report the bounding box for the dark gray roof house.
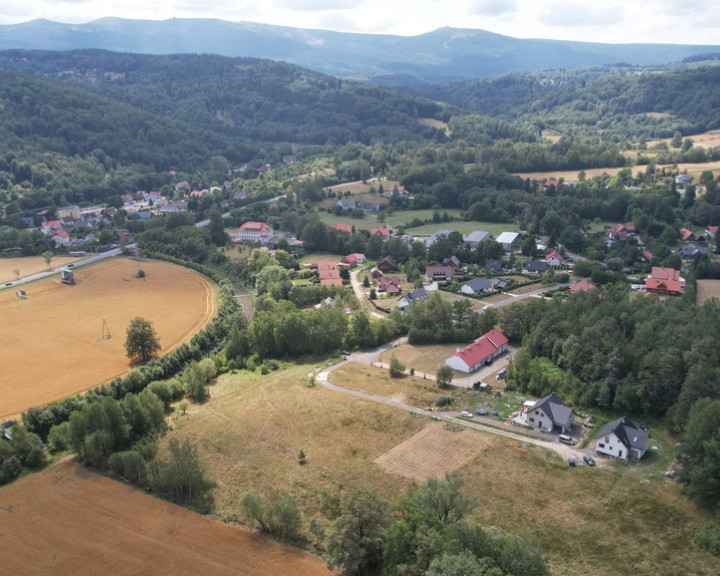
[397,288,430,311]
[524,261,549,274]
[459,277,492,295]
[596,416,649,461]
[525,392,574,433]
[336,198,357,210]
[485,260,503,272]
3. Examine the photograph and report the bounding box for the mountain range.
[1,18,719,85]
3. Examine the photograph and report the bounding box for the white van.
[559,434,576,446]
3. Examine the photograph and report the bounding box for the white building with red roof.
[645,266,684,296]
[543,250,565,267]
[237,221,274,242]
[444,330,509,374]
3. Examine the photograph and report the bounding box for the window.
[529,417,535,423]
[599,443,605,448]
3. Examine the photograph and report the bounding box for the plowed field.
[0,258,215,420]
[0,460,332,576]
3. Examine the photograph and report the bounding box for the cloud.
[537,1,625,28]
[468,0,518,17]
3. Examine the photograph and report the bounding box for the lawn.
[162,360,720,576]
[380,342,469,376]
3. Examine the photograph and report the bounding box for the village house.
[485,260,503,273]
[339,253,366,267]
[378,275,401,294]
[543,250,565,267]
[523,261,549,275]
[336,198,357,211]
[523,392,574,434]
[570,279,597,293]
[459,277,492,296]
[334,223,354,234]
[645,266,684,296]
[490,278,508,290]
[596,416,649,461]
[237,221,274,243]
[397,288,429,311]
[608,223,636,241]
[377,255,397,271]
[444,329,509,374]
[425,265,455,282]
[370,226,392,240]
[680,227,697,242]
[362,202,381,213]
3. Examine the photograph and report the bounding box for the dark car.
[475,408,488,416]
[638,422,649,431]
[583,455,596,467]
[568,459,576,467]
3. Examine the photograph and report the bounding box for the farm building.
[445,329,508,374]
[596,416,649,461]
[495,232,520,251]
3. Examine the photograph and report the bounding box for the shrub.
[108,450,148,486]
[0,456,22,484]
[435,396,454,407]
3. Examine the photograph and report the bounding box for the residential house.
[362,202,381,213]
[680,227,697,242]
[339,253,366,268]
[645,266,684,295]
[51,229,71,247]
[397,288,429,311]
[570,279,597,293]
[463,230,491,250]
[378,276,401,294]
[391,185,410,196]
[377,256,397,271]
[544,178,560,189]
[370,226,392,240]
[543,251,565,267]
[608,223,636,241]
[334,223,354,234]
[237,221,274,243]
[444,329,509,374]
[369,267,384,279]
[675,174,691,186]
[336,198,357,211]
[705,225,718,239]
[495,232,520,251]
[524,392,574,434]
[523,261,549,275]
[485,260,503,273]
[678,246,701,259]
[314,296,335,310]
[490,278,508,290]
[317,262,343,287]
[425,266,455,282]
[443,256,462,269]
[426,230,453,247]
[459,277,492,296]
[596,416,649,461]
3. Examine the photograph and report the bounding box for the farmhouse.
[495,232,520,251]
[397,288,429,311]
[445,329,509,374]
[237,221,274,243]
[523,392,574,434]
[596,416,649,461]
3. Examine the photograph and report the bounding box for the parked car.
[459,411,474,418]
[568,459,576,467]
[583,455,596,467]
[475,408,488,416]
[340,350,351,356]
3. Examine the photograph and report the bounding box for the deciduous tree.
[125,316,161,363]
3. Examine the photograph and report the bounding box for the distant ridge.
[1,18,719,85]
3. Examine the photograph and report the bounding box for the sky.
[1,0,719,45]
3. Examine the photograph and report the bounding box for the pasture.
[163,360,720,576]
[0,257,215,420]
[0,459,332,576]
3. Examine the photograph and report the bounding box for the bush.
[47,421,72,453]
[108,450,148,486]
[435,396,453,407]
[147,381,173,409]
[0,456,22,484]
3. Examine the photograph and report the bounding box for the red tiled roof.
[680,228,695,241]
[544,250,565,262]
[371,226,392,237]
[450,330,508,367]
[570,279,596,292]
[650,266,680,281]
[334,223,353,233]
[645,278,683,294]
[239,221,272,232]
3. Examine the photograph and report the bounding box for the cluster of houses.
[234,221,303,250]
[34,205,115,247]
[516,393,649,461]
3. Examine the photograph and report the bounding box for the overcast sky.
[1,0,719,45]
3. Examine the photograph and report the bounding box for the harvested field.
[0,255,80,283]
[375,422,490,480]
[696,279,720,306]
[0,460,332,576]
[0,258,215,420]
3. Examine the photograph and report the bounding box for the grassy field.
[159,360,720,576]
[0,255,82,283]
[316,208,468,233]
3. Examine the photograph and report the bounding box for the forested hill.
[413,65,720,142]
[0,50,448,150]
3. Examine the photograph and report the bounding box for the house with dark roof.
[426,229,453,247]
[523,261,549,275]
[459,277,492,296]
[377,255,397,271]
[378,275,401,294]
[336,198,357,211]
[362,202,381,213]
[463,230,491,250]
[490,278,508,290]
[485,260,503,273]
[524,393,574,434]
[397,288,429,311]
[596,416,649,461]
[444,330,509,373]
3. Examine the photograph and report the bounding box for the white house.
[596,417,649,461]
[495,232,520,251]
[237,221,274,242]
[459,277,492,296]
[445,330,509,374]
[543,250,565,267]
[524,392,574,434]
